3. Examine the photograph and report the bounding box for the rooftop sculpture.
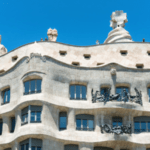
[104,10,133,44]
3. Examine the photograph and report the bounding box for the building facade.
[0,11,150,150]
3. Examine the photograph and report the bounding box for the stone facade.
[0,11,150,150]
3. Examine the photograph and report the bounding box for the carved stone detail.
[26,53,46,63]
[92,88,142,105]
[110,68,116,75]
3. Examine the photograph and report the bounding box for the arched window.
[76,114,94,131]
[59,112,67,131]
[24,79,42,95]
[2,88,10,104]
[116,87,129,101]
[20,138,42,150]
[70,84,86,100]
[112,117,122,127]
[64,145,79,150]
[94,147,113,150]
[134,116,150,133]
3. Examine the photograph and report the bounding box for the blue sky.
[0,0,150,52]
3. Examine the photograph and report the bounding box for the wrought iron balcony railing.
[91,88,142,105]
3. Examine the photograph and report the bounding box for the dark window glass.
[112,117,122,127]
[59,112,67,130]
[37,147,42,150]
[82,86,86,99]
[83,119,87,130]
[134,121,140,133]
[36,112,41,121]
[76,85,80,99]
[70,85,86,100]
[76,119,81,130]
[148,122,150,132]
[24,81,29,94]
[88,120,94,130]
[22,114,28,124]
[70,85,75,99]
[116,87,129,101]
[141,121,146,132]
[31,80,36,93]
[31,112,35,122]
[0,122,2,135]
[148,88,150,102]
[21,145,24,150]
[37,80,42,93]
[31,146,36,150]
[2,89,10,104]
[26,143,29,150]
[11,117,15,133]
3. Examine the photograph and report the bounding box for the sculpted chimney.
[47,28,58,42]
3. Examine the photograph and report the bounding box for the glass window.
[0,121,3,135]
[31,112,35,122]
[116,87,129,101]
[21,145,24,150]
[22,114,28,124]
[37,147,42,150]
[70,85,86,100]
[88,120,94,130]
[11,117,15,133]
[36,112,41,122]
[112,117,122,127]
[31,146,36,150]
[26,144,29,150]
[83,119,87,130]
[2,89,10,104]
[59,112,67,130]
[76,119,81,130]
[134,121,140,133]
[148,122,150,132]
[141,121,146,132]
[24,79,42,95]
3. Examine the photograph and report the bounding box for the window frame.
[70,84,87,100]
[59,112,67,131]
[10,117,15,133]
[112,117,123,127]
[1,88,10,105]
[30,111,41,123]
[24,79,42,95]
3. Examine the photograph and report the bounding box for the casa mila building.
[0,10,150,150]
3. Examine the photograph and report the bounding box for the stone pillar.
[15,109,21,132]
[12,141,19,150]
[79,143,93,150]
[2,116,10,135]
[67,108,75,131]
[94,112,100,132]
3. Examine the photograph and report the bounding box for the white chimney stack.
[47,28,58,42]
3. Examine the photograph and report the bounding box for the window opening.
[11,117,15,133]
[116,87,129,101]
[59,112,67,130]
[2,88,10,104]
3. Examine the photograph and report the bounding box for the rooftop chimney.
[47,28,58,42]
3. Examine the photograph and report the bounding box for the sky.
[0,0,150,52]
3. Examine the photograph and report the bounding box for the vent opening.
[12,56,18,62]
[83,54,91,59]
[72,62,80,66]
[59,51,67,56]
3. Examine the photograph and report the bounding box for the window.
[76,114,94,131]
[112,117,122,127]
[65,145,79,150]
[10,117,15,133]
[70,85,86,100]
[101,87,110,101]
[0,119,3,135]
[30,106,42,123]
[24,79,42,95]
[21,107,28,125]
[134,116,150,133]
[59,50,67,56]
[94,147,113,150]
[116,87,129,101]
[20,138,42,150]
[2,88,10,104]
[4,148,12,150]
[59,112,67,131]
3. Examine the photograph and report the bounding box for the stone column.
[12,141,19,150]
[2,116,10,135]
[15,109,21,132]
[94,112,100,132]
[79,143,93,150]
[67,108,75,131]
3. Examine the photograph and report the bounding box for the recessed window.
[97,63,104,66]
[0,119,3,135]
[10,117,15,133]
[116,87,129,101]
[65,145,79,150]
[59,50,67,56]
[70,85,86,100]
[24,79,42,95]
[120,50,127,56]
[72,62,80,66]
[100,87,110,101]
[20,138,42,150]
[136,64,144,69]
[76,114,94,131]
[94,147,113,150]
[12,55,18,62]
[30,106,42,123]
[59,112,67,131]
[2,88,10,104]
[21,106,28,125]
[112,117,122,127]
[83,54,91,59]
[134,116,150,133]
